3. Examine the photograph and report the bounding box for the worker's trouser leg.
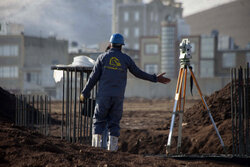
[93,96,124,137]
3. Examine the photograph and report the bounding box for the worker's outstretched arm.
[81,56,102,98]
[128,56,170,84]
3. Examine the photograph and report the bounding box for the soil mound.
[119,82,233,155]
[0,87,16,122]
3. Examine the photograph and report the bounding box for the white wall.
[125,76,230,99]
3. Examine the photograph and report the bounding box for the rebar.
[50,65,97,146]
[231,63,250,156]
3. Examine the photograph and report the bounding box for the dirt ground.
[0,84,249,166]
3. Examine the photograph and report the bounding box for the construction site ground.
[0,83,249,166]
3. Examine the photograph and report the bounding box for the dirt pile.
[119,82,233,155]
[1,120,238,166]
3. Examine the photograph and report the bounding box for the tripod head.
[179,38,192,67]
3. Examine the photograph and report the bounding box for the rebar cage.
[51,65,97,144]
[231,63,250,156]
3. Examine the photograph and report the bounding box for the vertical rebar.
[45,95,48,136]
[239,68,244,155]
[31,95,35,129]
[24,96,27,127]
[231,68,235,155]
[246,63,250,155]
[15,95,18,125]
[79,71,84,142]
[243,68,248,154]
[62,71,65,139]
[73,69,77,143]
[40,95,43,134]
[37,95,39,128]
[70,71,73,142]
[28,95,31,127]
[234,68,239,154]
[49,96,51,136]
[66,70,70,141]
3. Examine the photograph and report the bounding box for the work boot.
[92,134,102,147]
[107,135,118,151]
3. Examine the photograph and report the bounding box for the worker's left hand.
[157,72,171,84]
[80,94,84,103]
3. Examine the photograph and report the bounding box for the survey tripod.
[166,39,226,154]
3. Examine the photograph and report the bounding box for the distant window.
[150,12,154,21]
[200,60,214,78]
[134,27,139,37]
[246,52,250,63]
[145,44,158,54]
[0,45,19,56]
[201,37,214,58]
[27,73,31,82]
[190,43,195,53]
[134,54,139,59]
[0,66,18,78]
[124,11,129,22]
[52,60,59,65]
[222,52,236,68]
[3,45,10,56]
[154,14,158,22]
[145,64,158,74]
[134,11,139,21]
[134,43,139,50]
[124,28,129,37]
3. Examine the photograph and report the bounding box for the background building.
[140,36,161,74]
[0,34,68,97]
[112,0,182,50]
[185,0,250,49]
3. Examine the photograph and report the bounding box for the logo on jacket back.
[109,57,121,66]
[104,57,123,71]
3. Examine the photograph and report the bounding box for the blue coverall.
[82,48,157,137]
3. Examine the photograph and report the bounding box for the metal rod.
[24,96,27,127]
[39,96,42,133]
[45,95,48,136]
[238,68,243,155]
[37,95,39,128]
[28,95,31,127]
[62,71,65,139]
[73,69,77,143]
[234,68,239,154]
[243,68,249,154]
[66,70,70,141]
[79,71,84,142]
[231,68,235,154]
[246,63,249,155]
[70,71,73,142]
[32,95,35,129]
[49,96,51,136]
[15,95,18,125]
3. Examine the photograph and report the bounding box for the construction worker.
[80,33,170,151]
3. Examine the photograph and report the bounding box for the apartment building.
[112,0,182,50]
[0,34,68,97]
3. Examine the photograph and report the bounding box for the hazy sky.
[143,0,236,16]
[0,0,236,46]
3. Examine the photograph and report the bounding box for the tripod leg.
[167,68,184,154]
[177,68,187,153]
[189,67,226,151]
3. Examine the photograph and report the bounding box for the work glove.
[80,94,84,103]
[157,72,171,84]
